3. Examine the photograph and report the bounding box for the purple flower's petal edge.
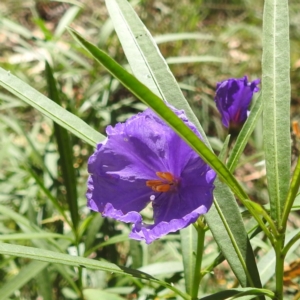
[129,204,208,244]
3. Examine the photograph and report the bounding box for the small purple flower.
[214,76,260,128]
[86,106,216,244]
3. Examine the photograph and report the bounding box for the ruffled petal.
[87,174,153,215]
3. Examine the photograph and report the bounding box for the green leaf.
[83,214,104,252]
[262,0,291,222]
[36,269,53,300]
[200,287,274,300]
[45,61,79,230]
[291,194,300,211]
[227,94,263,173]
[0,261,49,300]
[205,180,262,288]
[0,233,71,241]
[219,134,231,163]
[0,67,104,147]
[54,264,81,295]
[25,165,72,228]
[281,153,300,228]
[180,226,197,294]
[129,240,143,269]
[0,17,33,39]
[0,242,150,277]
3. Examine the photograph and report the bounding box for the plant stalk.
[274,234,285,300]
[191,222,205,300]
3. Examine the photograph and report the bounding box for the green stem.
[75,232,85,299]
[244,200,276,246]
[274,234,285,300]
[260,208,279,237]
[282,231,300,257]
[191,223,205,300]
[280,154,300,232]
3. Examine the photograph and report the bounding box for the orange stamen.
[146,172,178,193]
[153,184,171,192]
[146,180,162,187]
[156,171,174,182]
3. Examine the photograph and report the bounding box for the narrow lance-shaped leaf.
[0,67,104,147]
[262,0,291,222]
[227,94,263,173]
[180,226,197,294]
[206,180,262,288]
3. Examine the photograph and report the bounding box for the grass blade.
[0,261,49,300]
[45,62,79,231]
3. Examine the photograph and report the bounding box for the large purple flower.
[214,76,260,128]
[86,106,216,244]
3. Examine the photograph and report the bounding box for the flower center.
[146,172,178,193]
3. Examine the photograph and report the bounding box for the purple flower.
[86,106,216,244]
[214,76,260,128]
